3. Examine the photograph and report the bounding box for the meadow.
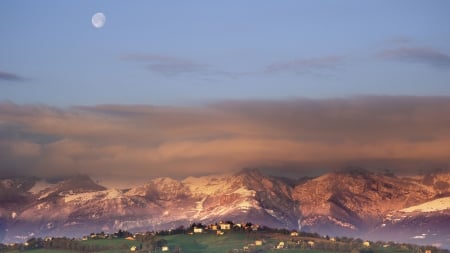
[1,230,419,253]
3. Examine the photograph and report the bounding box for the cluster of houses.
[77,222,377,252]
[273,232,315,250]
[190,221,259,235]
[129,245,169,252]
[82,230,134,241]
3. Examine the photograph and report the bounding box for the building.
[255,240,263,246]
[290,231,299,237]
[308,241,315,247]
[276,241,285,249]
[125,236,135,241]
[216,230,224,235]
[363,241,370,247]
[219,223,231,230]
[162,246,169,251]
[193,227,203,233]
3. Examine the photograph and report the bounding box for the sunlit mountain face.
[1,168,450,249]
[1,1,450,251]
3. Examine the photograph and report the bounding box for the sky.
[1,1,450,183]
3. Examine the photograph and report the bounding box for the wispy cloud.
[1,96,450,181]
[122,53,208,76]
[0,70,23,82]
[265,55,345,75]
[122,53,239,78]
[378,47,450,68]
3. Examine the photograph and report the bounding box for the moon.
[92,12,106,28]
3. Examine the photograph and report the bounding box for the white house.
[219,223,231,230]
[276,241,285,249]
[193,227,203,233]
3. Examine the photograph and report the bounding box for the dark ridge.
[235,167,265,178]
[273,176,313,187]
[334,166,374,177]
[51,174,106,194]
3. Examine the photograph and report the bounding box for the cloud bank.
[1,96,450,182]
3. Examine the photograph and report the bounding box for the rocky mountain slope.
[1,168,449,248]
[292,169,436,234]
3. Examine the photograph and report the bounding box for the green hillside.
[1,230,442,253]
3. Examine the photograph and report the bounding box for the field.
[0,231,420,253]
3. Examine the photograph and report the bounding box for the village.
[79,221,372,253]
[3,221,442,253]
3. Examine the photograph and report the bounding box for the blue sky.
[1,0,450,106]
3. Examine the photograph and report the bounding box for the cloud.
[122,53,239,78]
[378,47,450,68]
[265,55,345,74]
[1,96,450,182]
[0,70,23,82]
[122,53,208,76]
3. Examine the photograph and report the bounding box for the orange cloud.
[1,96,450,181]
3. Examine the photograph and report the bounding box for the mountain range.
[1,168,449,249]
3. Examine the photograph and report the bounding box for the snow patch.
[401,197,450,213]
[183,174,235,196]
[233,187,255,197]
[237,200,254,210]
[327,216,356,230]
[29,180,54,195]
[64,189,123,203]
[38,190,54,200]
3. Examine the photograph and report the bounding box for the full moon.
[92,12,106,28]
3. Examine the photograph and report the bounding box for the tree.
[115,229,132,238]
[154,239,168,248]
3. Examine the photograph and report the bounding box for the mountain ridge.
[1,168,449,249]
